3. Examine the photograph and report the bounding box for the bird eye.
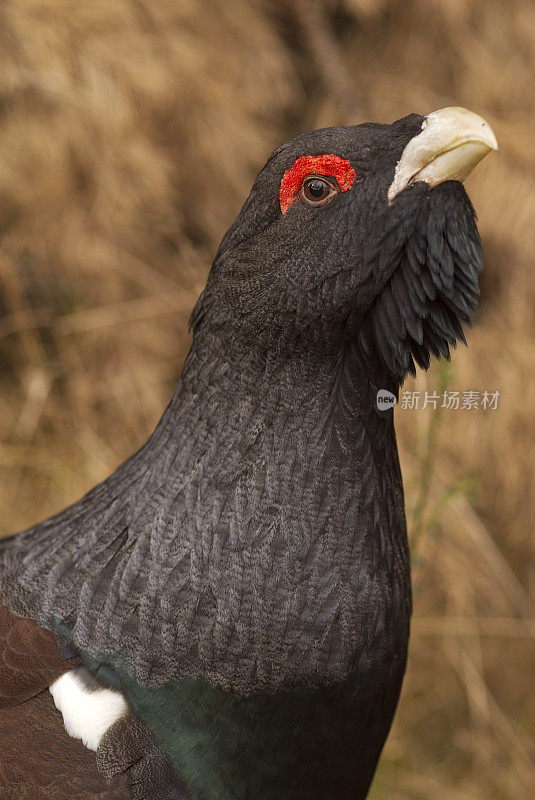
[301,176,337,206]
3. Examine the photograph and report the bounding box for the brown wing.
[0,595,131,800]
[0,596,189,799]
[0,688,130,799]
[0,595,130,797]
[0,594,77,708]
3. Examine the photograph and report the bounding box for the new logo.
[376,389,397,411]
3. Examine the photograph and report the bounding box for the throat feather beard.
[363,182,482,381]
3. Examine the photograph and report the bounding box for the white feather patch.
[49,670,127,751]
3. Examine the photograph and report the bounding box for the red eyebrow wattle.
[279,154,356,214]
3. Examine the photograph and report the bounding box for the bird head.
[193,107,497,381]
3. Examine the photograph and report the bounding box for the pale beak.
[388,107,498,202]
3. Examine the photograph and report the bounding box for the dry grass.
[1,1,534,797]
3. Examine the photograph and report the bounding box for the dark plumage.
[0,108,496,799]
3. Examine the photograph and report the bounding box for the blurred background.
[1,0,534,797]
